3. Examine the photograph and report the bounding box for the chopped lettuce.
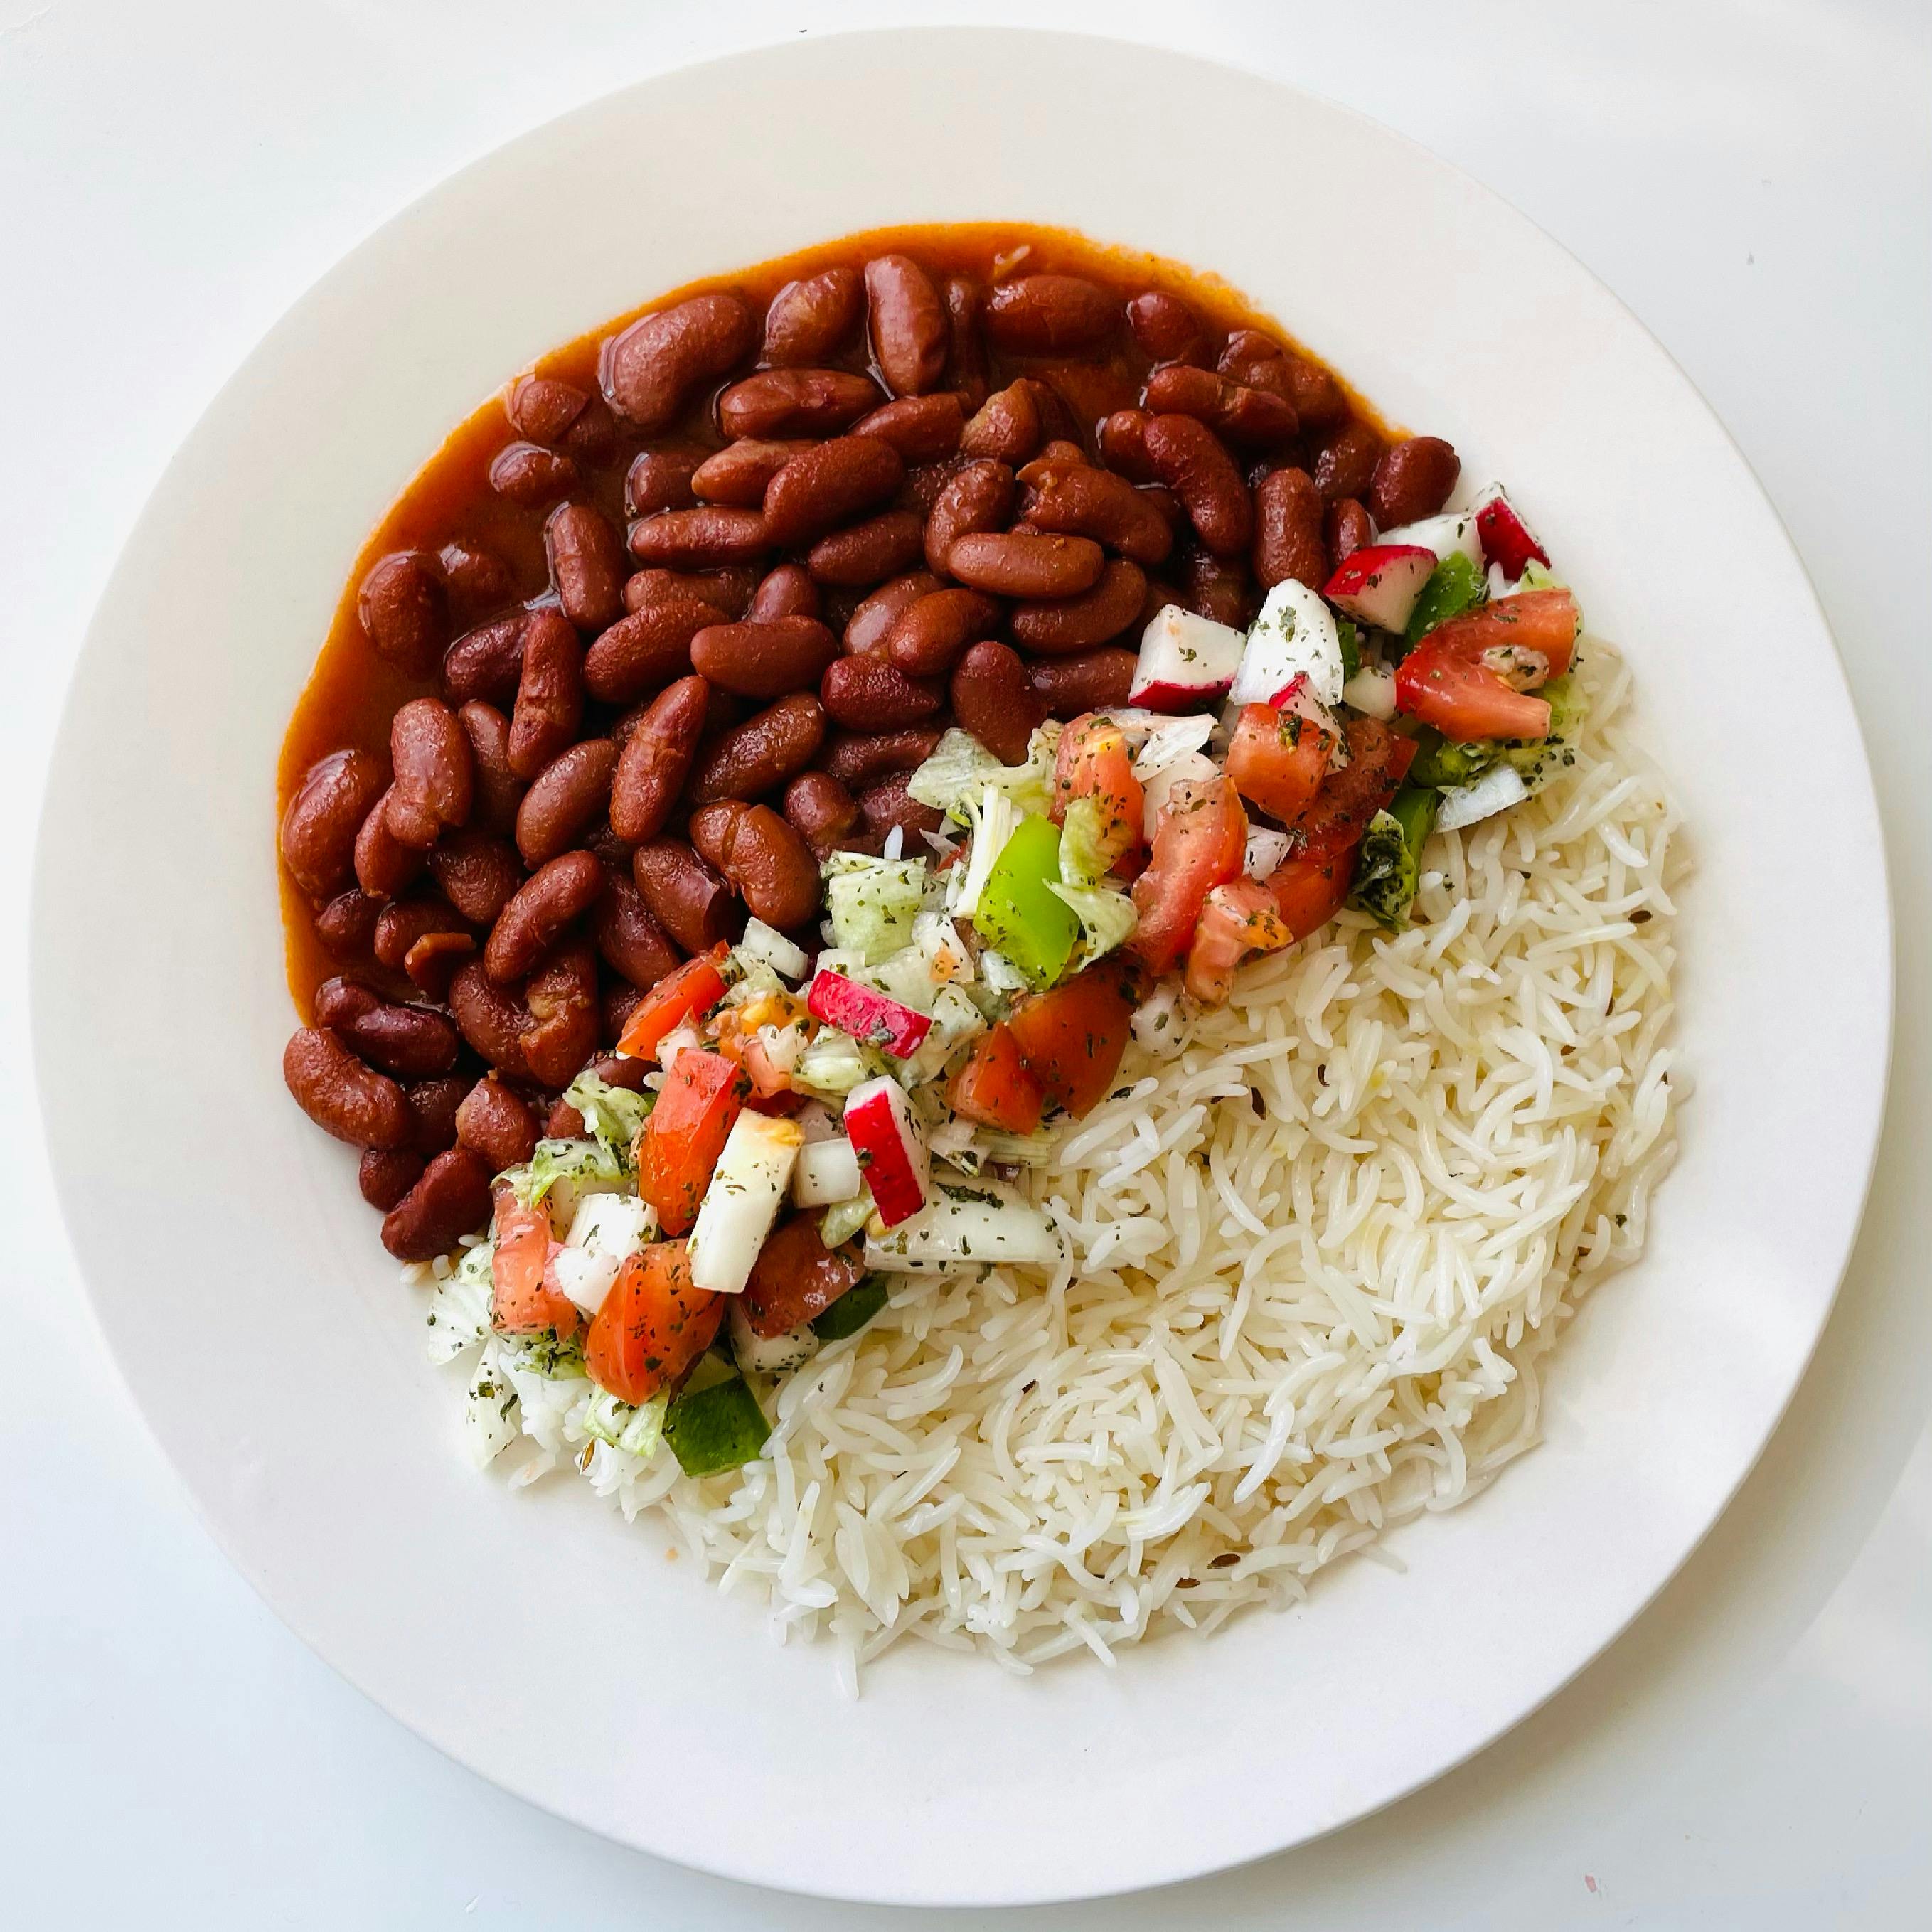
[509,1136,626,1208]
[908,724,1059,821]
[562,1069,649,1159]
[794,1029,875,1099]
[819,1185,877,1249]
[824,850,927,964]
[946,784,1021,921]
[1047,882,1139,966]
[1501,671,1586,789]
[582,1387,668,1458]
[1058,795,1112,890]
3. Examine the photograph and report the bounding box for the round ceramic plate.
[33,27,1891,1908]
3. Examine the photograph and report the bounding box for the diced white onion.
[1340,663,1397,720]
[737,917,811,981]
[1244,828,1293,880]
[793,1138,863,1207]
[1435,762,1530,831]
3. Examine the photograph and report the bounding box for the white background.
[2,1,1926,1924]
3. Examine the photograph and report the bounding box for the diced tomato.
[1394,589,1579,742]
[1005,958,1138,1118]
[615,944,732,1062]
[1183,879,1295,1005]
[1128,775,1248,974]
[1224,691,1340,823]
[740,1215,865,1339]
[1052,712,1143,870]
[1293,716,1418,862]
[949,1022,1047,1133]
[638,1048,750,1236]
[489,1191,582,1338]
[585,1239,722,1404]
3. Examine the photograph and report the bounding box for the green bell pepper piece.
[665,1375,769,1477]
[1401,551,1485,649]
[971,813,1079,988]
[1406,728,1495,789]
[811,1273,890,1341]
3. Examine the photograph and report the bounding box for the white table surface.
[3,1,1926,1922]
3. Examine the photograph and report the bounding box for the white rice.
[421,641,1683,1682]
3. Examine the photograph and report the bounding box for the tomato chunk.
[1293,717,1417,862]
[639,1048,750,1236]
[1005,958,1138,1118]
[1394,588,1579,742]
[615,944,732,1062]
[585,1239,722,1405]
[489,1190,582,1338]
[740,1215,865,1339]
[1052,711,1143,870]
[1224,692,1340,824]
[949,1022,1047,1133]
[1128,775,1248,974]
[1266,848,1357,944]
[1183,879,1295,1005]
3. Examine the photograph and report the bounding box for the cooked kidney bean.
[1028,647,1136,718]
[1126,290,1205,365]
[1253,466,1328,590]
[359,1146,425,1212]
[506,607,583,779]
[1141,364,1298,447]
[1097,408,1157,482]
[402,929,476,998]
[782,770,860,857]
[857,773,944,845]
[632,836,739,952]
[745,563,821,622]
[922,461,1015,579]
[985,275,1116,353]
[455,1075,540,1173]
[311,975,378,1030]
[1017,440,1086,488]
[426,832,523,927]
[373,895,469,971]
[284,1027,414,1148]
[337,998,461,1080]
[762,436,904,547]
[865,255,946,397]
[762,266,863,365]
[690,801,821,930]
[456,701,525,836]
[1217,329,1346,432]
[959,381,1042,465]
[690,438,814,507]
[1181,546,1256,629]
[1325,497,1374,563]
[852,393,964,462]
[485,849,602,982]
[582,597,715,705]
[627,506,772,570]
[885,587,1000,676]
[442,612,526,708]
[523,941,600,1088]
[1020,464,1173,567]
[807,511,924,587]
[359,553,446,671]
[942,274,990,409]
[624,447,700,516]
[593,868,681,988]
[448,961,532,1077]
[844,571,941,656]
[945,531,1104,599]
[564,396,617,460]
[383,698,473,848]
[545,502,625,631]
[281,748,388,897]
[437,541,513,616]
[821,726,944,790]
[1312,421,1384,503]
[688,692,826,803]
[315,889,381,955]
[717,368,880,439]
[407,1075,469,1155]
[951,640,1043,764]
[1368,435,1459,527]
[609,674,709,841]
[821,656,943,732]
[690,616,839,698]
[516,737,617,865]
[1008,557,1147,653]
[625,565,755,619]
[489,442,578,507]
[602,292,754,432]
[381,1145,493,1261]
[353,789,424,899]
[1143,414,1252,557]
[508,375,589,444]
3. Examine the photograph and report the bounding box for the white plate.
[31,27,1891,1908]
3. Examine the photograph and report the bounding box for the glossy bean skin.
[1008,557,1147,653]
[945,530,1104,599]
[851,393,964,462]
[865,255,946,397]
[373,895,469,972]
[1217,329,1347,432]
[281,748,389,897]
[407,1075,469,1155]
[844,570,941,656]
[806,511,924,587]
[690,617,840,698]
[402,929,476,998]
[1126,290,1205,365]
[455,1075,540,1173]
[602,292,755,433]
[820,656,944,732]
[508,375,590,444]
[1312,421,1385,503]
[1143,413,1252,557]
[358,553,446,671]
[381,1145,494,1261]
[942,274,991,409]
[820,727,942,790]
[314,890,381,956]
[581,598,717,705]
[384,698,474,848]
[520,941,599,1088]
[484,849,603,983]
[626,506,772,570]
[437,540,513,617]
[690,438,815,507]
[1181,545,1256,629]
[1325,497,1374,563]
[951,640,1045,764]
[717,368,880,439]
[1141,363,1298,447]
[625,447,703,516]
[489,442,579,508]
[762,266,863,365]
[782,770,860,857]
[353,789,424,899]
[1020,464,1173,566]
[545,501,626,632]
[885,587,1000,676]
[1368,436,1460,528]
[761,436,904,547]
[506,607,584,779]
[593,869,682,989]
[282,1027,414,1148]
[428,831,524,926]
[959,380,1042,465]
[516,737,617,865]
[442,613,526,708]
[747,563,821,621]
[632,837,740,953]
[985,275,1117,353]
[687,692,827,804]
[1096,408,1157,483]
[689,801,821,930]
[1028,647,1137,719]
[856,773,944,846]
[609,673,710,842]
[923,461,1018,578]
[624,565,755,619]
[329,993,461,1080]
[457,701,525,836]
[359,1146,425,1212]
[1252,466,1329,590]
[448,961,533,1077]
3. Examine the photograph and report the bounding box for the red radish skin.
[806,971,934,1057]
[1475,491,1549,578]
[1320,543,1436,633]
[843,1075,929,1227]
[1128,606,1244,713]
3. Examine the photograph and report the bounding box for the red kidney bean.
[689,801,820,929]
[564,395,617,461]
[490,442,578,507]
[457,701,525,836]
[690,616,839,699]
[1181,545,1256,629]
[1218,330,1347,432]
[762,436,904,547]
[485,849,602,982]
[1097,408,1157,483]
[456,1074,540,1173]
[602,292,754,432]
[1368,435,1460,527]
[1325,497,1374,563]
[609,674,710,841]
[717,368,881,439]
[373,895,469,971]
[1252,466,1328,589]
[626,447,703,516]
[312,975,379,1029]
[747,563,821,621]
[924,460,1016,578]
[508,375,589,444]
[1016,439,1087,488]
[821,656,943,732]
[960,381,1042,465]
[582,597,717,705]
[627,506,772,570]
[687,692,826,802]
[945,531,1104,599]
[1008,557,1147,654]
[594,868,681,988]
[1028,647,1136,718]
[359,1146,425,1212]
[449,961,532,1077]
[1312,421,1385,503]
[762,266,863,366]
[384,698,474,848]
[359,553,446,671]
[820,727,941,791]
[885,587,1000,677]
[844,571,941,656]
[337,999,461,1080]
[1126,290,1205,365]
[516,737,617,866]
[1143,414,1252,556]
[852,393,964,462]
[407,1075,469,1155]
[381,1145,493,1260]
[600,981,641,1050]
[354,789,424,899]
[545,501,625,632]
[690,438,814,507]
[806,511,924,587]
[1142,364,1298,447]
[855,771,945,844]
[437,540,513,616]
[942,274,990,410]
[1020,464,1173,567]
[985,275,1117,353]
[402,929,476,998]
[428,832,524,926]
[282,748,388,897]
[625,565,755,619]
[442,612,527,708]
[782,770,860,858]
[506,607,584,779]
[283,1027,414,1148]
[315,890,381,955]
[632,837,740,953]
[865,255,946,397]
[953,640,1045,764]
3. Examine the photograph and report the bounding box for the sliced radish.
[1435,762,1530,831]
[1230,578,1345,707]
[1341,662,1397,720]
[806,969,933,1058]
[1375,509,1482,567]
[863,1181,1065,1272]
[843,1075,929,1228]
[1320,544,1438,633]
[1472,484,1549,578]
[1128,604,1246,713]
[688,1111,804,1296]
[1244,827,1293,880]
[792,1136,863,1207]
